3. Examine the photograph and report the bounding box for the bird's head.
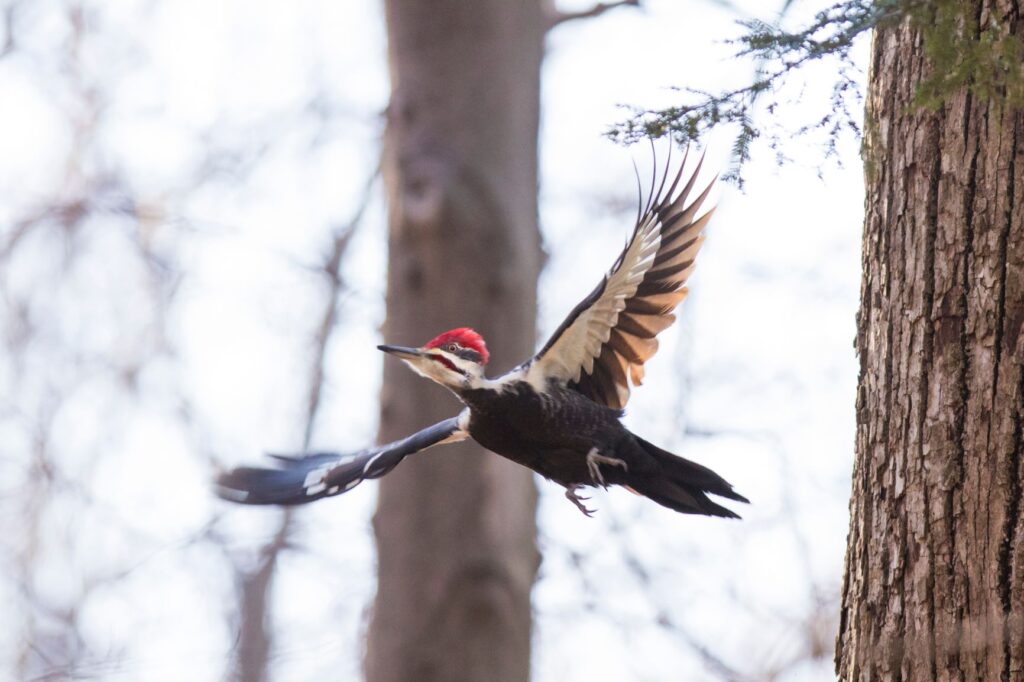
[378,327,489,391]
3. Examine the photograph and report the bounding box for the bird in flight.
[217,150,747,518]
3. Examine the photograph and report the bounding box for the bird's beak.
[377,344,428,360]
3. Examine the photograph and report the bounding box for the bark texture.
[838,6,1024,680]
[365,2,545,681]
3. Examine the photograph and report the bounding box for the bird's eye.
[445,343,459,353]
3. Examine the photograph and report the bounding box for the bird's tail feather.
[630,436,748,518]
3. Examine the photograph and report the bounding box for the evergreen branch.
[607,0,897,185]
[609,0,1024,185]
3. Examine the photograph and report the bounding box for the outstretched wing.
[526,149,715,409]
[216,413,468,505]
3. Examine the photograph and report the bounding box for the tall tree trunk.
[366,2,544,681]
[837,6,1024,680]
[230,513,290,682]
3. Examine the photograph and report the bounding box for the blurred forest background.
[0,0,865,680]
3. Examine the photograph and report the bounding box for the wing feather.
[216,413,468,505]
[526,150,715,408]
[614,312,675,340]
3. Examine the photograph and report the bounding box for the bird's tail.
[628,436,749,519]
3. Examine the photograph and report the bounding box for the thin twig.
[228,160,380,682]
[547,0,640,30]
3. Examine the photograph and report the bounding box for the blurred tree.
[367,1,633,680]
[366,2,545,680]
[837,3,1024,679]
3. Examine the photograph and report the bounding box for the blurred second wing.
[216,413,468,505]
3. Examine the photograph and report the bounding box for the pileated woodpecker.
[218,150,748,518]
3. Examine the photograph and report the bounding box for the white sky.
[0,0,867,680]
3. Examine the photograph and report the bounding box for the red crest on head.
[424,327,489,365]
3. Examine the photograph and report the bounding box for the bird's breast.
[460,382,625,479]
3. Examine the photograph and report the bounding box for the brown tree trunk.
[365,2,544,681]
[837,6,1024,680]
[230,513,290,682]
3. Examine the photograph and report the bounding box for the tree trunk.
[366,2,544,681]
[230,514,289,682]
[837,6,1024,680]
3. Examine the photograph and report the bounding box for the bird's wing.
[526,149,714,409]
[216,412,469,505]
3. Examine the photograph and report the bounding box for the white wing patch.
[301,411,469,497]
[526,150,715,409]
[437,408,471,445]
[527,213,662,395]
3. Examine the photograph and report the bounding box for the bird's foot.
[585,447,628,488]
[564,484,595,517]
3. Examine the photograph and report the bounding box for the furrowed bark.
[838,4,1024,680]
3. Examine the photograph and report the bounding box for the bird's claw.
[565,485,596,517]
[585,447,628,488]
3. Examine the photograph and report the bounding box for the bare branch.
[547,0,640,30]
[301,164,379,446]
[231,514,292,682]
[227,161,379,682]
